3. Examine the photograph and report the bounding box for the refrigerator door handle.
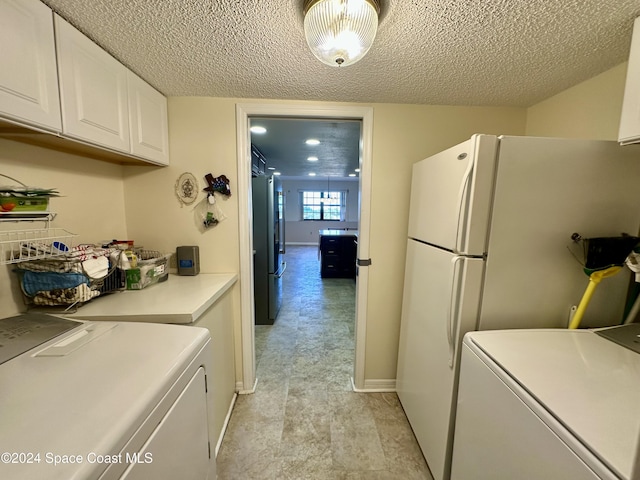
[454,157,474,254]
[280,191,286,254]
[275,261,287,278]
[447,255,464,368]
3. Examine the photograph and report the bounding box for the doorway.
[236,103,373,393]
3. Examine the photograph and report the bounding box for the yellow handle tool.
[569,266,622,330]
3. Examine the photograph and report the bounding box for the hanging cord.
[0,174,28,188]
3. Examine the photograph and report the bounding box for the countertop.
[67,273,237,324]
[319,229,358,237]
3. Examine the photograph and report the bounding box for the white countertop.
[67,273,237,324]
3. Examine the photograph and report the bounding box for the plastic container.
[0,195,49,212]
[124,254,170,290]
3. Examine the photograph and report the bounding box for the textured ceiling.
[41,0,640,107]
[39,0,640,177]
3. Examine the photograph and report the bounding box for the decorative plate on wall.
[175,172,199,205]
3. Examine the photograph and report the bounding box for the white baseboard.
[215,392,238,457]
[351,377,396,393]
[236,377,257,395]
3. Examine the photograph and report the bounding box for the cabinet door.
[0,0,61,131]
[128,71,169,165]
[619,17,640,145]
[120,367,212,480]
[54,14,130,152]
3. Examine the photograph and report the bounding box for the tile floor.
[216,245,432,479]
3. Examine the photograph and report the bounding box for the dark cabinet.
[319,232,357,278]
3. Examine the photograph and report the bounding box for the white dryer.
[0,313,215,480]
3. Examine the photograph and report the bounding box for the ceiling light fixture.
[303,0,381,67]
[306,138,320,145]
[309,172,316,176]
[250,126,267,134]
[308,156,319,161]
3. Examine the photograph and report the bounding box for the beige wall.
[123,97,244,384]
[526,62,628,140]
[125,97,525,384]
[365,104,526,379]
[1,59,629,384]
[0,139,128,318]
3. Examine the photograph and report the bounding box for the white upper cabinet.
[128,72,169,165]
[619,17,640,145]
[0,5,169,165]
[0,0,62,131]
[54,14,130,153]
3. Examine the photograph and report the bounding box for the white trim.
[236,102,374,393]
[351,377,397,393]
[236,104,257,393]
[235,377,258,395]
[354,106,373,391]
[215,392,238,457]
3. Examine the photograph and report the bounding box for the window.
[302,191,346,220]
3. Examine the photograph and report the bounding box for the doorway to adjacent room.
[235,103,374,393]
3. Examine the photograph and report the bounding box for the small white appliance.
[451,328,640,480]
[396,135,640,480]
[0,313,215,480]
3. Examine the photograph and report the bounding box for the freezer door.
[407,135,498,255]
[396,240,484,480]
[480,136,640,330]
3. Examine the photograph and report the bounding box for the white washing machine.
[451,326,640,480]
[0,313,216,480]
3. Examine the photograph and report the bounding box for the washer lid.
[0,319,210,480]
[0,313,82,365]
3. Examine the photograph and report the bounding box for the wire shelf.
[0,228,77,265]
[0,212,56,222]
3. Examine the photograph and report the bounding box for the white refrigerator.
[396,135,640,480]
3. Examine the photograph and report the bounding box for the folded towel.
[22,271,89,297]
[82,256,109,279]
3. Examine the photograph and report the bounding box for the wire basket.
[15,256,124,311]
[0,228,77,264]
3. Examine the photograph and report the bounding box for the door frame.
[235,102,373,393]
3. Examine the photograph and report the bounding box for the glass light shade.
[304,0,380,67]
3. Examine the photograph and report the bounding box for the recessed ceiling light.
[349,173,356,177]
[307,156,318,162]
[250,126,267,134]
[308,172,316,176]
[355,168,361,172]
[273,172,281,176]
[306,139,320,145]
[267,167,276,170]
